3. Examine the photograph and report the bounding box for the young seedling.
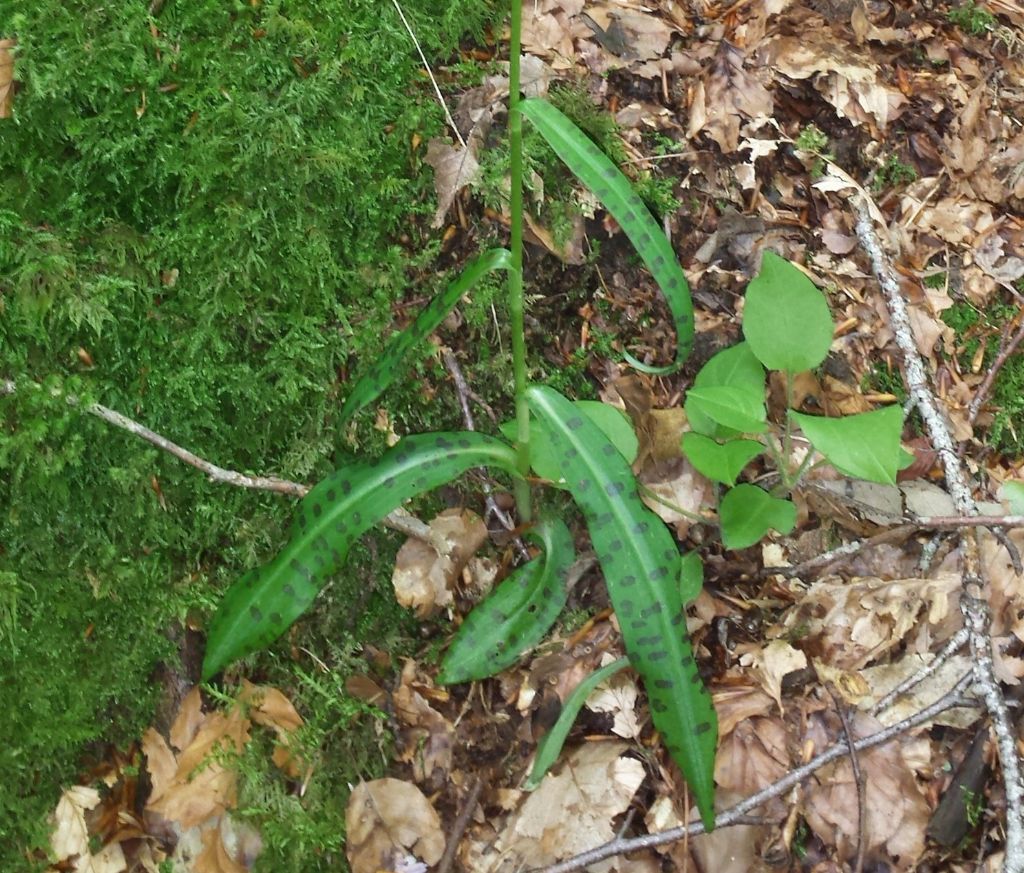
[680,252,908,549]
[202,1,717,828]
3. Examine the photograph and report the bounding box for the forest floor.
[28,1,1024,872]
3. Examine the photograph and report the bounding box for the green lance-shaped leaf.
[202,433,518,680]
[525,657,630,790]
[526,384,718,828]
[438,517,575,684]
[339,248,513,424]
[519,99,695,373]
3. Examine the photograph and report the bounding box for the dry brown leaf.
[195,820,248,873]
[425,137,480,229]
[170,685,204,752]
[690,42,772,153]
[495,742,645,872]
[0,39,14,119]
[783,573,961,669]
[392,659,454,784]
[392,508,488,618]
[584,658,641,739]
[141,729,178,804]
[805,712,929,869]
[238,679,306,777]
[737,639,808,714]
[860,652,980,729]
[345,778,445,873]
[715,716,790,809]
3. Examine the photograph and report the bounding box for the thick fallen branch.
[535,671,975,873]
[854,199,1024,873]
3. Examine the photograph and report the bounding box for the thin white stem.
[389,0,466,149]
[1,378,442,548]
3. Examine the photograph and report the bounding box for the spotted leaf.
[339,248,513,424]
[526,384,717,828]
[519,99,694,373]
[202,433,518,680]
[437,517,574,684]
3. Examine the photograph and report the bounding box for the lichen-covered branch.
[853,200,1024,873]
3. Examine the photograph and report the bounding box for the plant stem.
[508,0,532,522]
[780,370,795,488]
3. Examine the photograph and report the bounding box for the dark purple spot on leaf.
[250,606,263,622]
[605,482,625,496]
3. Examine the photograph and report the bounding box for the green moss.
[941,301,1024,455]
[948,2,997,35]
[0,0,500,867]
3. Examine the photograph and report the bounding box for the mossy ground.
[0,1,505,869]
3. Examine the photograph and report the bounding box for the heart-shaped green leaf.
[437,517,575,684]
[791,405,904,485]
[686,343,766,437]
[719,484,796,550]
[685,387,767,435]
[201,433,518,680]
[682,433,764,485]
[527,384,717,828]
[519,98,694,373]
[743,251,833,373]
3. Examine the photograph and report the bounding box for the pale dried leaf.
[0,39,14,119]
[51,786,101,862]
[738,639,807,714]
[345,779,445,873]
[500,742,645,870]
[392,509,488,618]
[425,138,480,228]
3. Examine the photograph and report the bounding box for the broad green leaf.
[527,384,717,828]
[685,387,767,435]
[1000,481,1024,514]
[502,400,638,485]
[519,98,694,373]
[679,551,703,605]
[339,248,513,424]
[694,342,766,394]
[719,484,796,550]
[687,343,766,437]
[791,406,904,485]
[437,518,575,684]
[682,433,764,486]
[202,433,518,680]
[525,657,630,790]
[743,251,833,372]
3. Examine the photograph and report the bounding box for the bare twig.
[437,776,484,873]
[389,0,466,149]
[854,199,1024,873]
[869,627,970,717]
[828,683,866,873]
[535,672,974,873]
[1,378,442,548]
[967,313,1024,425]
